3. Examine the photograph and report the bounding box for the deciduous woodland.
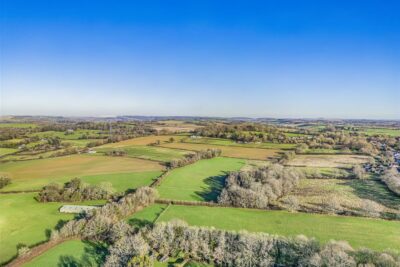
[1,117,399,266]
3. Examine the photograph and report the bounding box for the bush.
[381,170,400,196]
[360,200,382,218]
[0,177,11,189]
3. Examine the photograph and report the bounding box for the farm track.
[5,237,77,267]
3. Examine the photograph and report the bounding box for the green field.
[0,123,37,128]
[23,240,100,267]
[0,193,75,264]
[0,147,18,156]
[30,130,107,140]
[128,203,168,227]
[155,205,400,251]
[359,127,400,137]
[184,137,296,149]
[157,157,245,201]
[97,145,188,162]
[0,155,163,191]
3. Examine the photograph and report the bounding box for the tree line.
[167,149,222,169]
[36,178,114,202]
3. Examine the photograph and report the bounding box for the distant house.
[59,205,99,214]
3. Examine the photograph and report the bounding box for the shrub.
[353,165,367,180]
[360,199,382,218]
[0,177,11,189]
[381,170,400,196]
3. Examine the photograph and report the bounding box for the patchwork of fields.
[148,204,400,251]
[1,124,400,265]
[159,142,280,160]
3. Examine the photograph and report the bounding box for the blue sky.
[1,0,399,119]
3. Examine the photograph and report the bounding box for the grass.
[293,178,400,215]
[100,135,188,147]
[96,145,188,162]
[0,147,18,156]
[158,157,245,201]
[23,240,103,267]
[30,130,107,140]
[0,155,163,191]
[159,142,280,160]
[157,205,400,251]
[287,154,372,168]
[128,203,168,228]
[0,193,74,264]
[0,123,37,128]
[359,127,400,137]
[184,137,296,149]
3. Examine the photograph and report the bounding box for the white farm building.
[59,205,99,214]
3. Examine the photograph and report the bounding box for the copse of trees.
[36,178,114,202]
[218,164,301,209]
[167,149,222,169]
[104,220,400,267]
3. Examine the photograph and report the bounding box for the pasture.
[158,157,245,201]
[30,130,107,140]
[0,193,74,264]
[0,155,163,191]
[287,154,372,168]
[0,147,18,156]
[157,205,400,251]
[96,145,188,162]
[159,142,280,160]
[23,240,100,267]
[0,123,37,128]
[359,127,400,137]
[99,135,187,147]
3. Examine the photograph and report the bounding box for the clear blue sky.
[1,0,399,119]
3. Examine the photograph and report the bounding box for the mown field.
[287,154,372,168]
[159,142,280,160]
[157,157,245,201]
[0,154,163,191]
[0,123,37,128]
[150,204,400,251]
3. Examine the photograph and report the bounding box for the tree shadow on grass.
[57,241,107,267]
[193,173,228,202]
[342,178,400,210]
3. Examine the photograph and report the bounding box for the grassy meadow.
[22,240,100,267]
[0,193,75,264]
[0,147,18,156]
[0,154,163,191]
[157,157,245,201]
[184,137,296,149]
[156,205,400,251]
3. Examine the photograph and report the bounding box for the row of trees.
[56,187,158,243]
[167,149,222,169]
[105,220,400,267]
[218,164,301,208]
[36,178,114,202]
